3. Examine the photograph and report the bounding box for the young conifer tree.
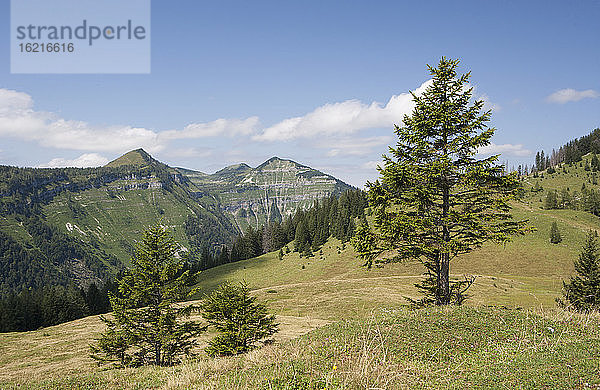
[550,221,562,244]
[560,231,600,311]
[352,57,529,306]
[545,190,559,209]
[201,282,277,357]
[91,223,204,367]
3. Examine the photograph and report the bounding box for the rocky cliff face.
[0,150,355,292]
[177,157,353,231]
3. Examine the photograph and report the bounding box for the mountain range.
[0,149,353,294]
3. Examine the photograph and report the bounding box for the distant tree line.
[544,185,600,216]
[183,210,240,259]
[0,161,364,331]
[185,189,367,270]
[0,281,117,332]
[533,128,600,172]
[0,154,239,298]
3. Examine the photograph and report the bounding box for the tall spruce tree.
[91,223,204,367]
[352,57,529,306]
[540,151,546,170]
[560,231,600,311]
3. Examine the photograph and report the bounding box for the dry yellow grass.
[0,315,104,383]
[0,308,329,385]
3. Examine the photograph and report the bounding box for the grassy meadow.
[3,208,600,388]
[2,306,599,389]
[191,200,596,317]
[3,158,600,388]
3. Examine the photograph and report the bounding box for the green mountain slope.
[177,156,599,316]
[2,154,600,387]
[0,150,354,294]
[5,141,600,388]
[523,153,600,207]
[5,145,597,298]
[178,157,354,231]
[0,150,237,294]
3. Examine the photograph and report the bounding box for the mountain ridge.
[0,149,355,294]
[173,153,354,231]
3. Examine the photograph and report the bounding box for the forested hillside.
[531,127,600,172]
[0,149,355,297]
[0,149,235,295]
[523,129,600,218]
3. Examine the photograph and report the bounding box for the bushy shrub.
[202,282,277,357]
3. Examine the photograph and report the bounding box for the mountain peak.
[105,149,154,168]
[215,163,251,175]
[257,156,303,170]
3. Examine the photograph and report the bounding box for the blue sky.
[0,0,599,186]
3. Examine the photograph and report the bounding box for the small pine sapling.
[201,282,277,357]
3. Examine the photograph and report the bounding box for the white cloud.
[226,149,245,157]
[477,143,532,157]
[0,89,33,114]
[546,88,599,104]
[45,121,162,152]
[254,80,432,142]
[479,94,502,112]
[0,88,163,153]
[38,153,109,168]
[362,160,383,170]
[160,117,259,140]
[164,147,213,158]
[324,136,392,157]
[0,88,258,154]
[1,83,521,180]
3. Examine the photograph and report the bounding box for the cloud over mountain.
[38,153,110,168]
[253,80,432,142]
[0,81,525,186]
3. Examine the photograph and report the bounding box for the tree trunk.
[439,251,450,304]
[155,344,161,366]
[439,82,451,305]
[439,185,450,304]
